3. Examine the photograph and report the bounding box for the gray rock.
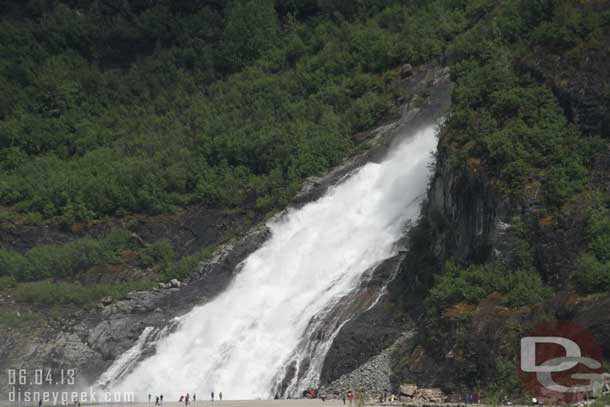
[400,63,414,78]
[400,384,418,397]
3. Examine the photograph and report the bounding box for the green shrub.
[504,270,553,307]
[574,254,610,294]
[142,239,175,274]
[0,229,131,282]
[574,194,610,294]
[428,261,552,310]
[0,248,27,278]
[168,246,216,281]
[0,275,16,290]
[484,357,522,403]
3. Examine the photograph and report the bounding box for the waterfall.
[99,125,438,400]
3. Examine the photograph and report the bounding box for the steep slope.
[320,1,610,402]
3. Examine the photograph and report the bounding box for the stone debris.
[158,279,181,289]
[320,332,413,400]
[409,387,446,403]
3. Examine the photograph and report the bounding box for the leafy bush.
[142,239,175,274]
[168,246,216,281]
[574,194,610,293]
[0,275,16,290]
[574,254,610,294]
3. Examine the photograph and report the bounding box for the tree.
[222,0,279,70]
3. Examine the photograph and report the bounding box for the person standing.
[148,394,151,405]
[193,394,196,403]
[356,390,365,407]
[155,396,159,406]
[219,392,223,401]
[340,388,346,405]
[160,395,164,405]
[211,392,214,402]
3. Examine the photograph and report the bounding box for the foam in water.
[101,125,438,400]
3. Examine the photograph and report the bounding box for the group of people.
[178,393,193,404]
[339,389,367,406]
[148,392,223,405]
[301,387,401,405]
[210,392,223,402]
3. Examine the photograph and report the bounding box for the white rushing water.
[102,125,438,400]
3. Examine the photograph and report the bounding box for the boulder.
[417,388,446,403]
[170,279,181,288]
[400,384,417,397]
[100,296,113,306]
[400,63,414,78]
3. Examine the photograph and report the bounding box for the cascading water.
[100,125,438,400]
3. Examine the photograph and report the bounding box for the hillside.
[1,0,610,402]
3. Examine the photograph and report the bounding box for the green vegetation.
[171,246,217,281]
[0,0,466,223]
[11,280,155,306]
[0,309,39,327]
[574,193,610,293]
[443,1,606,207]
[0,0,472,290]
[0,229,132,282]
[0,0,607,398]
[0,275,16,290]
[2,0,603,284]
[141,239,176,276]
[428,261,552,310]
[483,357,522,404]
[590,394,610,407]
[396,0,610,398]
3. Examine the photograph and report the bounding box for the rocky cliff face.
[321,36,610,398]
[385,45,610,396]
